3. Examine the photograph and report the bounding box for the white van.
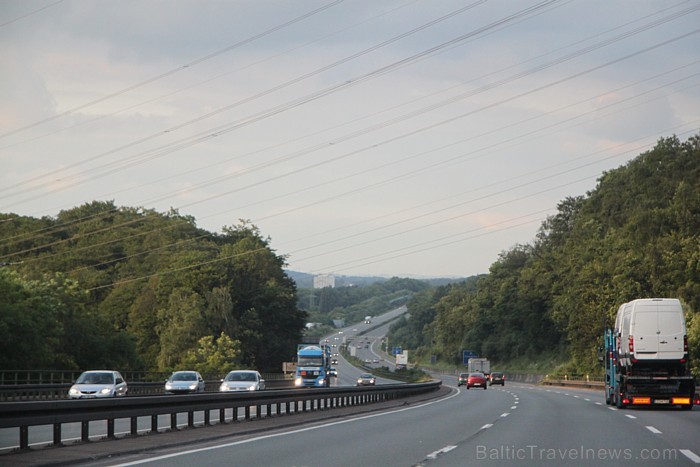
[616,298,686,365]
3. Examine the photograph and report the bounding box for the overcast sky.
[1,0,699,278]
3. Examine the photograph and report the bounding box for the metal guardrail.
[541,375,604,389]
[0,381,441,451]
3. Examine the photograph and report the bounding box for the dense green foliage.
[390,134,700,375]
[0,204,305,373]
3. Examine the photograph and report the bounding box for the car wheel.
[484,386,487,390]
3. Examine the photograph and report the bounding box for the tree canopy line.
[1,134,698,377]
[389,134,700,376]
[0,208,304,374]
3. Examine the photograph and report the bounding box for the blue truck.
[294,344,332,388]
[603,299,696,409]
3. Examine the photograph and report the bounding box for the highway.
[0,308,408,452]
[85,378,700,466]
[3,306,699,466]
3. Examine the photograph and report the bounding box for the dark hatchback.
[489,371,505,386]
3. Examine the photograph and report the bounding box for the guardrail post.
[81,421,89,442]
[107,418,115,438]
[170,413,177,430]
[219,407,225,423]
[188,411,194,428]
[204,409,211,426]
[53,423,62,446]
[151,414,158,433]
[20,425,29,450]
[130,417,138,436]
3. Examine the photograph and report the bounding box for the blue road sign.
[463,350,478,364]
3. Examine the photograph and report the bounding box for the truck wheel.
[680,404,693,411]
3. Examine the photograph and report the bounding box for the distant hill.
[284,270,465,289]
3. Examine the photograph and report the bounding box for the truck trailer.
[467,357,490,377]
[604,298,695,409]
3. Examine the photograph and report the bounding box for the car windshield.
[171,372,196,381]
[360,374,373,378]
[225,372,256,382]
[297,356,323,367]
[492,373,503,377]
[76,372,114,384]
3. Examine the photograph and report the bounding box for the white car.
[220,370,266,392]
[165,371,205,394]
[68,370,128,399]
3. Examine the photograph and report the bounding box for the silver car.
[165,371,205,394]
[68,370,128,399]
[220,370,265,392]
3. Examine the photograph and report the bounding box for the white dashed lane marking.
[680,449,700,464]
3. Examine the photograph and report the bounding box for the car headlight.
[318,378,325,385]
[248,385,257,391]
[69,387,79,395]
[294,378,303,387]
[220,384,227,391]
[99,388,112,395]
[189,383,197,390]
[357,379,362,383]
[165,383,173,390]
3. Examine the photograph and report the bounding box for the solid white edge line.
[112,387,462,466]
[480,424,493,430]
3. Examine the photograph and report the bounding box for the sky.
[1,0,699,279]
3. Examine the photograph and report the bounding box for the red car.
[466,372,487,390]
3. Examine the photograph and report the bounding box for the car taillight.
[629,336,634,353]
[684,335,688,352]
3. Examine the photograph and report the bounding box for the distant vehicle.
[356,373,376,386]
[165,371,205,394]
[220,370,265,392]
[329,368,338,377]
[467,358,490,379]
[466,372,487,390]
[372,359,380,363]
[295,344,332,388]
[364,359,372,363]
[457,373,468,386]
[364,316,372,324]
[489,372,505,386]
[331,358,338,365]
[68,370,128,399]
